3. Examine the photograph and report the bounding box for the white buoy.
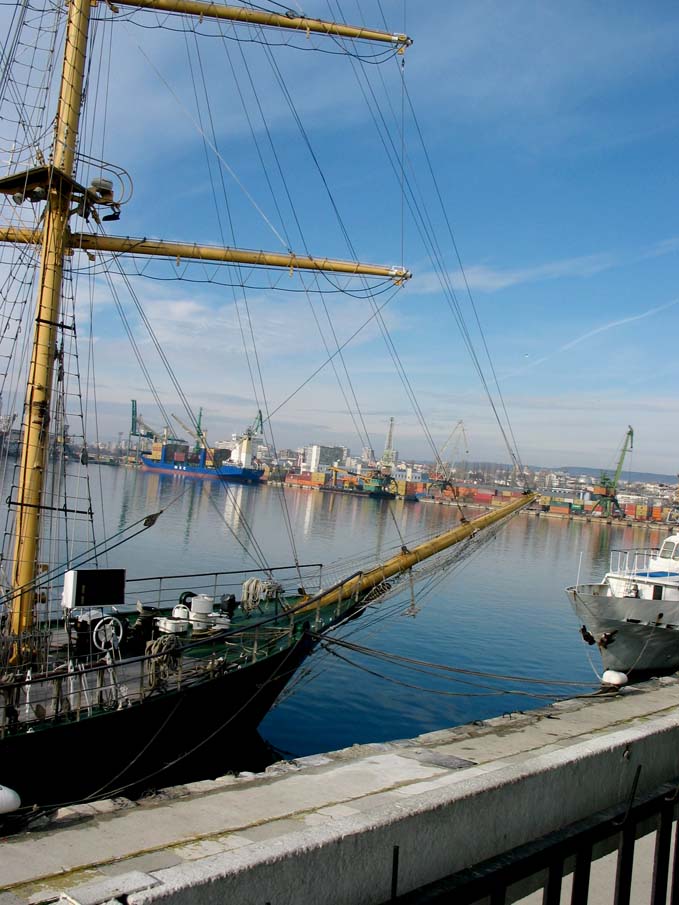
[0,784,21,814]
[602,669,628,688]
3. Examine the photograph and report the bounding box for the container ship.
[140,441,263,482]
[139,411,264,482]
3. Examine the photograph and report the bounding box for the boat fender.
[179,591,196,608]
[0,784,21,814]
[602,670,628,688]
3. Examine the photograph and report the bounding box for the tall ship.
[0,0,538,821]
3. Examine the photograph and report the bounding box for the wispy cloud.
[559,299,679,352]
[641,236,679,260]
[499,298,679,382]
[411,252,617,295]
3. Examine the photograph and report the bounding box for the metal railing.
[125,562,323,612]
[0,563,325,737]
[609,548,660,576]
[387,771,679,905]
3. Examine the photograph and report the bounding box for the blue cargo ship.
[140,443,263,482]
[139,409,264,482]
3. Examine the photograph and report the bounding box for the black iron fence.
[387,770,679,904]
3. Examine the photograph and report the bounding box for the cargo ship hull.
[140,455,263,482]
[319,485,396,500]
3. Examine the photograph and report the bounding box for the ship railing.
[609,548,660,576]
[125,562,323,612]
[0,640,245,737]
[26,564,325,627]
[0,565,332,736]
[0,601,318,737]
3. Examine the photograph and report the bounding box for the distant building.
[276,448,297,463]
[392,464,425,482]
[303,444,345,472]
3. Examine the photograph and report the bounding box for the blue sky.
[7,1,679,474]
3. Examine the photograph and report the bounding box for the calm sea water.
[84,466,670,765]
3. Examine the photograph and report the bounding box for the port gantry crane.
[172,409,207,454]
[592,425,634,518]
[129,400,175,462]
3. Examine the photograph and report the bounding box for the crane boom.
[130,400,159,439]
[612,425,634,488]
[593,425,634,518]
[172,409,206,453]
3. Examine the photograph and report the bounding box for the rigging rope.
[317,638,600,701]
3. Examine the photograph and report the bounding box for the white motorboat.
[567,534,679,674]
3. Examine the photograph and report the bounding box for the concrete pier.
[3,676,679,904]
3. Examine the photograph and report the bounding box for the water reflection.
[72,468,674,766]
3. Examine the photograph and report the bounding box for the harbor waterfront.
[57,465,670,767]
[4,467,679,904]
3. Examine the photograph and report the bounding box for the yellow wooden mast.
[9,0,93,643]
[2,2,413,647]
[304,492,538,613]
[0,229,411,281]
[115,0,412,48]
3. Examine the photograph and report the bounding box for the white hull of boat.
[567,583,679,673]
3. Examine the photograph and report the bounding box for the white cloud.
[410,251,617,295]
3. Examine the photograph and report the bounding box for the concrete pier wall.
[116,715,679,905]
[3,679,679,905]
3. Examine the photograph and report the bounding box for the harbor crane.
[592,425,634,518]
[381,417,396,468]
[129,400,179,462]
[240,409,263,440]
[130,400,159,440]
[172,408,207,453]
[437,420,469,482]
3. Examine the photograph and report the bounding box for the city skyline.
[92,425,678,484]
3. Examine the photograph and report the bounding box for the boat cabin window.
[673,546,679,561]
[659,541,676,559]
